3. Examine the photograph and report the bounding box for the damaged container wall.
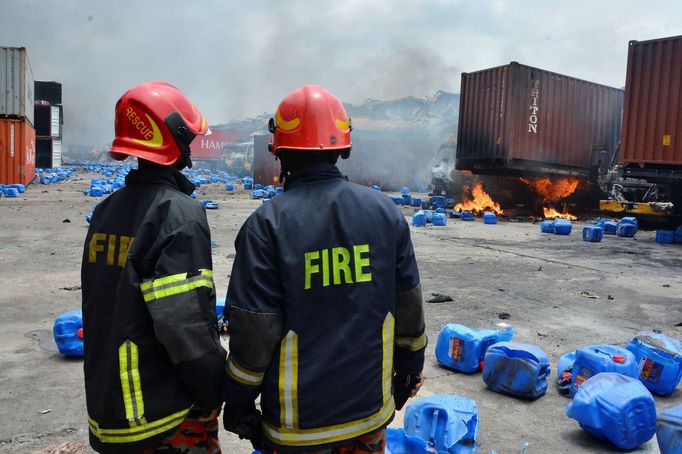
[0,118,36,185]
[34,103,61,138]
[0,47,35,125]
[35,81,62,105]
[621,35,682,169]
[253,134,281,186]
[456,62,624,177]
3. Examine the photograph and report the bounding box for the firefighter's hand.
[394,371,425,411]
[223,403,262,450]
[195,407,221,422]
[410,372,425,397]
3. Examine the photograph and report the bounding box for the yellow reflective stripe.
[263,398,395,446]
[382,313,395,403]
[140,269,213,292]
[279,331,299,430]
[227,356,265,386]
[88,407,191,443]
[142,278,214,302]
[118,341,144,424]
[396,333,427,352]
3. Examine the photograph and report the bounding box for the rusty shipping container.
[253,134,281,186]
[620,35,682,181]
[0,119,36,185]
[0,47,35,125]
[456,62,623,177]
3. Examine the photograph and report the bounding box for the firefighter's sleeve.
[223,223,284,408]
[394,216,427,374]
[141,220,227,410]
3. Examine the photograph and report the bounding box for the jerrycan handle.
[429,409,440,445]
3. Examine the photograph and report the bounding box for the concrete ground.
[0,169,680,453]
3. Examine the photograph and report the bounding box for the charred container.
[456,62,623,178]
[620,36,682,199]
[253,134,281,186]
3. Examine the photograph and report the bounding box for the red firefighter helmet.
[269,85,351,155]
[110,81,209,166]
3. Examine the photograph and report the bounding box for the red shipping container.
[456,62,623,177]
[190,129,246,161]
[621,35,682,168]
[0,118,36,185]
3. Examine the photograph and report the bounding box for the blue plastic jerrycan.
[656,230,676,244]
[482,342,550,399]
[626,331,682,396]
[657,403,682,454]
[53,310,84,357]
[570,345,638,397]
[603,220,618,235]
[385,428,432,454]
[460,211,474,221]
[556,350,577,395]
[582,226,603,242]
[412,211,427,227]
[565,373,657,450]
[553,219,572,235]
[482,212,497,224]
[411,198,422,208]
[404,395,478,454]
[621,216,638,227]
[432,213,447,226]
[676,225,682,243]
[435,324,514,373]
[225,183,235,191]
[617,222,637,237]
[540,220,554,233]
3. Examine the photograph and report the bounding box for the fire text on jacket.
[304,244,372,290]
[88,233,134,268]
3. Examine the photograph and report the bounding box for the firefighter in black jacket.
[223,85,427,453]
[81,82,226,453]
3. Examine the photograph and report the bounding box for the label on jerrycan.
[639,356,663,384]
[449,337,464,361]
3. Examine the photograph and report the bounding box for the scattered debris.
[62,219,71,223]
[663,284,671,288]
[498,312,511,320]
[608,295,614,300]
[427,293,453,303]
[60,286,81,291]
[579,291,599,299]
[498,288,505,292]
[537,332,548,337]
[675,322,682,327]
[40,409,52,414]
[537,266,542,272]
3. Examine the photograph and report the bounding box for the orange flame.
[543,207,577,221]
[520,177,580,202]
[454,182,504,215]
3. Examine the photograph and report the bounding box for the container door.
[50,106,60,138]
[52,139,62,168]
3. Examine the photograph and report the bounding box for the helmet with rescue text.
[110,81,209,169]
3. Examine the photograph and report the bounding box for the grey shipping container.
[0,47,35,125]
[621,35,682,177]
[456,62,623,177]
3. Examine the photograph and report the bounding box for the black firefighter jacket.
[224,164,426,452]
[81,166,226,453]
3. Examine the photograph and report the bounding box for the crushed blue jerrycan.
[412,211,427,227]
[582,226,603,242]
[391,196,403,205]
[404,395,478,454]
[53,310,84,357]
[617,222,637,237]
[90,186,104,197]
[411,198,422,208]
[435,324,514,373]
[656,230,676,244]
[385,428,432,454]
[570,345,638,397]
[621,216,638,227]
[460,211,474,221]
[435,208,446,214]
[626,331,682,396]
[423,210,434,223]
[225,183,235,191]
[556,351,577,395]
[10,183,26,193]
[565,372,656,450]
[553,219,572,235]
[448,210,459,219]
[482,212,497,224]
[2,187,19,197]
[603,220,618,235]
[676,225,682,243]
[202,200,219,209]
[657,403,682,454]
[540,220,554,233]
[402,194,412,205]
[251,189,267,199]
[432,213,447,226]
[244,183,253,190]
[482,342,550,399]
[370,184,381,191]
[402,186,410,195]
[430,196,446,209]
[254,183,264,190]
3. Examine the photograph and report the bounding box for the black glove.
[223,403,263,450]
[394,371,421,411]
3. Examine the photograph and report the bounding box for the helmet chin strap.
[165,112,197,170]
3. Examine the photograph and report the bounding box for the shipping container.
[456,62,623,177]
[190,129,246,161]
[0,118,36,185]
[620,35,682,179]
[0,47,35,125]
[35,81,62,105]
[36,137,62,168]
[34,102,61,138]
[253,134,281,186]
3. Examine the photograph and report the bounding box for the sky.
[1,0,682,148]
